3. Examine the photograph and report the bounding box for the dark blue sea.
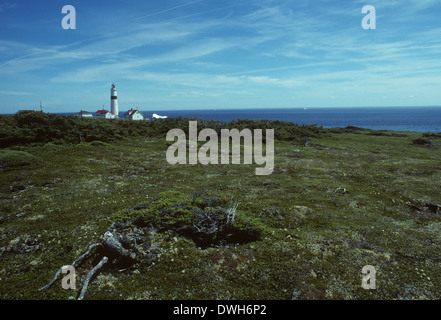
[138,107,441,133]
[48,107,441,132]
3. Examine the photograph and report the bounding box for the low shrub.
[111,190,261,248]
[0,149,40,170]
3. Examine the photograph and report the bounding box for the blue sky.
[0,0,440,113]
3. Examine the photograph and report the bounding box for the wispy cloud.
[0,90,32,96]
[1,1,440,111]
[133,0,205,21]
[0,2,16,13]
[354,0,440,10]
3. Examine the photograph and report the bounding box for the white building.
[75,110,93,118]
[124,108,144,121]
[94,109,116,119]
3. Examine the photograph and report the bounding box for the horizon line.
[2,105,441,115]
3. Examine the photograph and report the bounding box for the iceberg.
[152,113,168,119]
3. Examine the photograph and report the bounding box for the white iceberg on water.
[152,113,168,119]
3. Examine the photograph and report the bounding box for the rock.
[25,236,39,246]
[25,214,45,222]
[0,235,43,257]
[427,203,441,214]
[9,185,26,193]
[30,259,41,266]
[291,206,310,219]
[291,289,301,300]
[408,202,441,214]
[412,138,434,147]
[301,137,313,146]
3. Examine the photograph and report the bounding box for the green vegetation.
[0,111,325,148]
[1,111,441,300]
[0,149,40,170]
[111,190,261,248]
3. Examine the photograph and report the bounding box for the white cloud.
[0,90,32,96]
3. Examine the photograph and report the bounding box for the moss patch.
[111,191,261,248]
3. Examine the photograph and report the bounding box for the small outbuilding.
[94,109,116,119]
[75,110,93,118]
[124,108,144,121]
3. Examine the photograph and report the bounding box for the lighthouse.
[110,83,118,118]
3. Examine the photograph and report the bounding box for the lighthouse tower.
[110,83,118,118]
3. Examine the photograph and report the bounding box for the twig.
[226,199,238,226]
[77,256,109,300]
[72,243,103,267]
[39,242,103,291]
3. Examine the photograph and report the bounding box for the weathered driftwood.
[39,230,138,299]
[38,242,103,291]
[39,195,253,299]
[77,256,109,300]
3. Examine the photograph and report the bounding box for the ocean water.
[139,107,441,133]
[50,106,441,132]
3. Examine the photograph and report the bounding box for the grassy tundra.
[1,111,440,299]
